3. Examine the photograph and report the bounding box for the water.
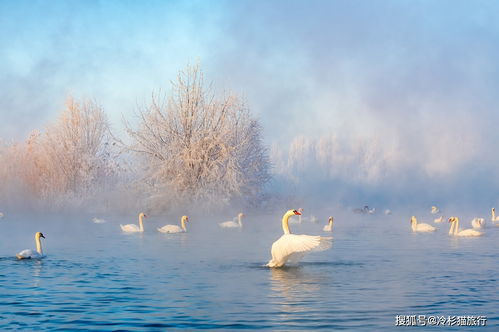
[0,210,498,330]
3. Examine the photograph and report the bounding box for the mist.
[2,1,499,213]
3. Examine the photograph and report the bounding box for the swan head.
[292,209,301,216]
[181,215,189,222]
[238,213,244,218]
[448,217,458,223]
[493,208,496,213]
[35,232,45,240]
[139,212,147,218]
[328,216,333,222]
[410,216,417,223]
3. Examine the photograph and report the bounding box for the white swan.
[491,208,499,223]
[471,217,485,229]
[384,209,392,215]
[219,213,244,228]
[92,217,106,224]
[16,232,45,259]
[448,217,483,237]
[120,212,147,233]
[434,216,444,223]
[158,215,188,233]
[323,216,334,232]
[431,206,440,214]
[267,209,332,268]
[410,216,436,232]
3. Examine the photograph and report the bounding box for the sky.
[2,0,499,206]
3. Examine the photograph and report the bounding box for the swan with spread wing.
[267,209,332,268]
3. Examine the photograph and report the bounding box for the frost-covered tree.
[125,64,270,208]
[19,97,116,204]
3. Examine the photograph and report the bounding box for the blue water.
[0,210,498,330]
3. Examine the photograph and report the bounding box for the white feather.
[267,234,332,268]
[157,225,184,233]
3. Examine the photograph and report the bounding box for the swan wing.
[16,249,38,259]
[157,225,183,233]
[457,229,483,237]
[219,221,238,228]
[267,234,332,267]
[416,223,436,232]
[120,224,140,232]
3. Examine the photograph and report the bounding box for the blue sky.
[2,0,499,205]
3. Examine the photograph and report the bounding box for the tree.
[125,64,270,209]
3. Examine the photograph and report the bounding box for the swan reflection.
[269,266,328,316]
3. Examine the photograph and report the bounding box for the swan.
[158,215,189,233]
[434,216,444,223]
[92,217,106,224]
[491,208,499,223]
[323,216,334,232]
[448,217,483,237]
[219,213,244,228]
[410,216,436,232]
[120,212,147,233]
[384,209,392,215]
[16,232,45,259]
[266,209,332,268]
[471,217,485,229]
[431,206,439,214]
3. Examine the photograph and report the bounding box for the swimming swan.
[16,232,45,259]
[267,209,332,268]
[323,216,334,232]
[219,213,244,228]
[471,217,485,229]
[410,216,436,232]
[120,212,147,233]
[448,217,483,237]
[434,216,444,223]
[158,215,188,233]
[431,206,440,214]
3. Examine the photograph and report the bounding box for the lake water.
[0,209,498,330]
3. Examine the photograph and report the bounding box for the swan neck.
[493,209,496,220]
[282,213,291,234]
[411,219,416,232]
[449,221,455,235]
[238,214,242,226]
[35,236,43,255]
[181,218,187,231]
[139,215,144,232]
